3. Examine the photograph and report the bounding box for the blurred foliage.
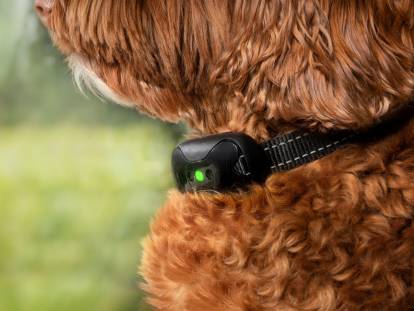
[0,127,175,311]
[0,1,184,310]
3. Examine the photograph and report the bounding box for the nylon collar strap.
[238,103,414,177]
[235,130,353,176]
[263,131,352,172]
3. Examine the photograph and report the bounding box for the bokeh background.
[0,1,184,310]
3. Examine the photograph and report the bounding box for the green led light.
[194,169,205,183]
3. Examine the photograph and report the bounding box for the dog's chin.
[67,54,135,108]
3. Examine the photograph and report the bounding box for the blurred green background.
[0,1,184,310]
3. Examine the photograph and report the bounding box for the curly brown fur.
[142,118,414,310]
[47,0,414,139]
[38,0,414,310]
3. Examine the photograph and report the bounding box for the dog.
[36,0,414,309]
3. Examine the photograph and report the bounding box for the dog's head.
[37,0,414,139]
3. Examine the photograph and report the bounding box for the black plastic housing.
[172,132,269,192]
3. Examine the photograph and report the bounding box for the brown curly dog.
[36,0,414,310]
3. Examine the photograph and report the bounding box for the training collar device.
[171,105,414,193]
[172,130,352,192]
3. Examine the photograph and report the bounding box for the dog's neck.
[186,102,414,144]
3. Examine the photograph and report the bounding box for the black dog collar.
[172,130,352,192]
[172,104,414,193]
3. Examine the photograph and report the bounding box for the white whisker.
[67,54,135,108]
